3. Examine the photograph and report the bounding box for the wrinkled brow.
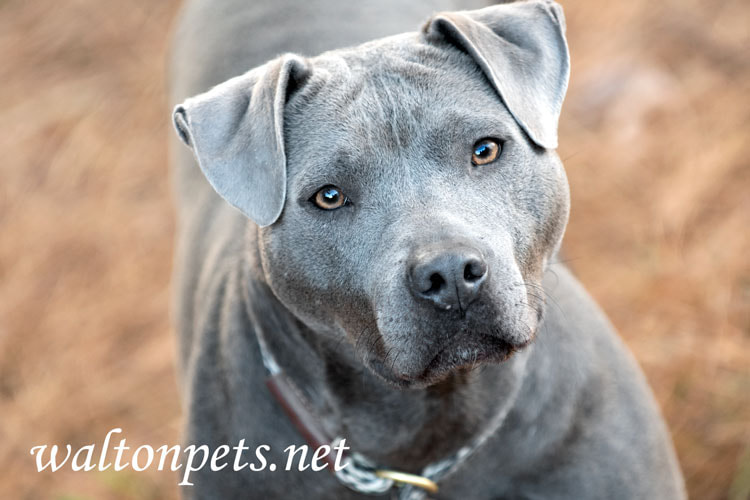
[423,108,517,156]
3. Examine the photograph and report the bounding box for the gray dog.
[169,0,686,498]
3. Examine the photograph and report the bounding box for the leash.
[255,322,523,499]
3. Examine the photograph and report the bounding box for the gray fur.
[169,0,686,498]
[174,55,310,226]
[423,1,569,149]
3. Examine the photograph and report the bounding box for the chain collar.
[255,321,525,498]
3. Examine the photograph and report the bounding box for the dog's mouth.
[423,334,524,382]
[367,331,533,389]
[360,276,544,389]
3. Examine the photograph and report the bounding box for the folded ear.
[173,55,310,226]
[423,0,570,149]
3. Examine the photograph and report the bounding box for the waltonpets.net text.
[30,428,350,485]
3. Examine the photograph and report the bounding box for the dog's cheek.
[546,159,571,258]
[510,154,570,279]
[256,226,327,320]
[255,223,365,328]
[529,156,570,268]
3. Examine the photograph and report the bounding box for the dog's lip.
[418,334,518,383]
[368,332,529,388]
[366,358,414,388]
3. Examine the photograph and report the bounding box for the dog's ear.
[423,0,569,149]
[173,55,310,226]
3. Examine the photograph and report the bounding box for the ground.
[0,0,748,498]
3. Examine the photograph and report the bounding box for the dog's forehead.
[284,33,518,187]
[303,33,495,120]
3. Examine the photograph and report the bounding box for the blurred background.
[0,0,747,498]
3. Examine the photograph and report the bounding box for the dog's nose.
[409,246,487,311]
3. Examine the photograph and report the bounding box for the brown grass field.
[1,0,748,498]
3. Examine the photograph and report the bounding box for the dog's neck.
[242,246,531,472]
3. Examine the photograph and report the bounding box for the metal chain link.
[255,325,529,497]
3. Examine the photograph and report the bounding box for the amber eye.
[471,138,501,166]
[312,185,349,210]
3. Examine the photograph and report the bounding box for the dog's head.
[173,1,570,388]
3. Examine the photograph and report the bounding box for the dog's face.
[259,42,570,387]
[174,1,571,388]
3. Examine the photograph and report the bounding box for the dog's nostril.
[409,246,487,309]
[464,261,485,282]
[426,273,445,294]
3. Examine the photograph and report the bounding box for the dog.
[169,0,686,498]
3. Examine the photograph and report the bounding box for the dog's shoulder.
[491,265,686,498]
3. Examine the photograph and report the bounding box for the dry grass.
[0,0,747,499]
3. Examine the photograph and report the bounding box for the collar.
[255,320,522,499]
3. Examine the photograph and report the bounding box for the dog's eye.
[471,138,502,166]
[311,185,349,210]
